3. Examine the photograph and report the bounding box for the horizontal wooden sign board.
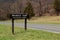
[10,14,28,19]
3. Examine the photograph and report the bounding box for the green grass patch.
[0,24,60,40]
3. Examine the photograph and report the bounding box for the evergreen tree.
[24,2,35,19]
[54,0,60,15]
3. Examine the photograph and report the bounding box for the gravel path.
[0,22,60,34]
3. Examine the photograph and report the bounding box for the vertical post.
[25,18,27,31]
[12,18,14,34]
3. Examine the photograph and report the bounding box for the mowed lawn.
[0,24,60,40]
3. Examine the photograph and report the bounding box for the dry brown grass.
[28,16,60,24]
[1,16,60,24]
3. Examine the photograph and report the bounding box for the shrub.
[24,2,35,19]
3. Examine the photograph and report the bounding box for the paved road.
[0,22,60,34]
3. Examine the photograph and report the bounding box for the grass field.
[1,16,60,24]
[0,24,60,40]
[14,16,60,24]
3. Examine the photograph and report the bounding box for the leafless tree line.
[0,0,56,20]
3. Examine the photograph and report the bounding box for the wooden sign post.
[10,14,28,34]
[12,18,14,34]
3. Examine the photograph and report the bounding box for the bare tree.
[39,0,42,16]
[17,0,23,13]
[45,0,49,13]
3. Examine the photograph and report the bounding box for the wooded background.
[0,0,60,20]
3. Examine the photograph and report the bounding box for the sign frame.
[10,14,28,34]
